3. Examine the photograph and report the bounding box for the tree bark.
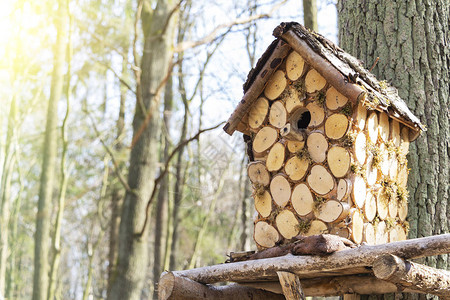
[32,1,68,299]
[107,0,175,299]
[153,75,173,299]
[302,0,318,31]
[338,0,450,298]
[0,98,17,295]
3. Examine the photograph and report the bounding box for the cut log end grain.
[307,165,335,196]
[284,156,309,181]
[375,221,389,245]
[330,223,351,239]
[247,161,270,187]
[305,69,327,93]
[269,101,287,128]
[398,164,409,189]
[325,114,349,140]
[354,102,367,130]
[254,190,272,218]
[306,102,325,127]
[366,111,379,143]
[327,146,351,178]
[378,112,390,142]
[376,188,389,220]
[253,126,278,153]
[307,132,328,163]
[270,174,292,207]
[365,153,377,186]
[354,131,367,165]
[306,220,328,236]
[395,223,407,241]
[287,140,305,153]
[388,195,398,219]
[254,221,280,248]
[388,158,398,180]
[283,86,305,113]
[337,178,351,201]
[350,209,364,244]
[352,176,367,208]
[326,87,348,111]
[248,97,269,129]
[364,192,377,222]
[400,126,410,155]
[264,70,287,100]
[276,209,300,239]
[286,51,305,81]
[266,142,286,172]
[363,223,376,245]
[379,143,389,176]
[291,183,314,216]
[390,119,401,147]
[389,227,399,243]
[398,199,408,222]
[316,200,350,223]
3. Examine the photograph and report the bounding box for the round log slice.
[285,51,305,81]
[276,209,300,239]
[264,70,287,100]
[327,146,351,178]
[253,126,278,153]
[247,161,270,187]
[305,69,327,93]
[254,221,280,248]
[270,174,291,207]
[291,183,314,216]
[254,190,272,218]
[269,100,287,128]
[326,87,348,111]
[325,114,349,140]
[307,165,335,196]
[266,142,286,172]
[307,132,328,163]
[284,156,309,181]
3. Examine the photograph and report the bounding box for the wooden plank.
[373,254,450,298]
[158,272,284,300]
[277,271,305,300]
[171,234,450,284]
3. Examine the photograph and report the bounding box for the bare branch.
[174,0,287,53]
[95,59,136,95]
[135,121,225,237]
[85,111,133,194]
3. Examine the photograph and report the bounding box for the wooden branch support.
[373,254,450,298]
[281,123,305,142]
[277,271,305,300]
[158,272,285,300]
[171,234,450,284]
[242,274,427,296]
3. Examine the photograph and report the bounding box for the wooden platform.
[158,234,450,299]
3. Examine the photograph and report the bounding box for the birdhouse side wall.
[246,50,410,250]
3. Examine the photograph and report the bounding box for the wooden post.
[277,271,305,300]
[373,254,450,298]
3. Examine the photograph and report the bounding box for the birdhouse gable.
[225,22,424,250]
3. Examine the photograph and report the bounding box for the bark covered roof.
[225,22,425,135]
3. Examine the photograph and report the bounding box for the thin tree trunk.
[32,1,68,299]
[240,159,250,250]
[338,0,450,299]
[47,11,72,300]
[153,76,173,299]
[107,45,127,299]
[303,0,318,31]
[0,98,17,295]
[107,0,175,298]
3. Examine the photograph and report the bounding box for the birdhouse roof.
[223,22,425,139]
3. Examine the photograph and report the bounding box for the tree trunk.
[153,76,173,299]
[302,0,318,31]
[107,48,127,299]
[0,98,17,295]
[32,2,68,299]
[338,0,450,299]
[107,0,175,299]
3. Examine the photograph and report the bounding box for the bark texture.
[32,2,68,299]
[107,0,175,299]
[338,0,450,299]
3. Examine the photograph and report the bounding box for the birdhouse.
[223,22,424,250]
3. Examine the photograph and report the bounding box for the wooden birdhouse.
[223,22,425,250]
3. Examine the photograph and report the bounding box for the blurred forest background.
[0,0,448,299]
